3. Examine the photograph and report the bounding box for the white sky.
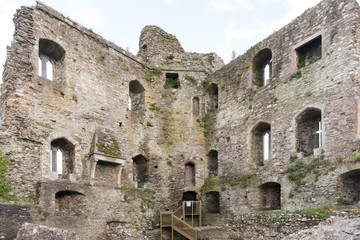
[1,0,359,75]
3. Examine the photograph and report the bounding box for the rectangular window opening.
[296,36,322,69]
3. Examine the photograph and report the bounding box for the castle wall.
[2,0,360,239]
[200,0,360,214]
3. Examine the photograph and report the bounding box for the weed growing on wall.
[0,152,12,202]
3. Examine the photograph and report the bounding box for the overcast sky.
[1,0,358,75]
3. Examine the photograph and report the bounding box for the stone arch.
[251,121,271,166]
[51,138,75,178]
[258,182,281,209]
[296,107,322,155]
[182,191,198,201]
[132,154,149,187]
[207,83,218,111]
[185,162,195,186]
[252,48,272,87]
[55,190,85,216]
[129,80,145,112]
[207,150,218,177]
[38,39,65,81]
[337,169,360,205]
[203,191,220,213]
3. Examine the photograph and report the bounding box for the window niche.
[296,36,322,69]
[142,44,148,61]
[259,182,281,210]
[185,162,195,186]
[55,190,85,216]
[251,122,271,166]
[38,39,65,81]
[207,83,218,111]
[193,97,200,116]
[132,154,149,188]
[252,48,272,87]
[51,138,75,178]
[337,169,360,205]
[296,108,322,155]
[129,80,145,112]
[207,150,218,177]
[203,191,220,213]
[165,73,180,89]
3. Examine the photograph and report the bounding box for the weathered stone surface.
[15,223,81,240]
[0,204,30,240]
[2,0,360,239]
[283,217,360,240]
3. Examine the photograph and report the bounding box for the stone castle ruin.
[1,0,360,239]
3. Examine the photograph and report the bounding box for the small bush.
[165,77,180,89]
[0,152,13,202]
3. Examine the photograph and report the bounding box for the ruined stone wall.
[1,2,224,239]
[3,0,360,239]
[203,0,360,215]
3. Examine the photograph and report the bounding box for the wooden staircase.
[160,201,202,240]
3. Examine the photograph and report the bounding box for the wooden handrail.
[172,214,197,240]
[160,201,201,240]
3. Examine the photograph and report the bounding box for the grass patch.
[149,103,160,112]
[0,152,15,202]
[185,75,197,84]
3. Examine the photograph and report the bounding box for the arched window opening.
[207,83,218,111]
[193,97,200,116]
[50,138,75,178]
[252,48,272,87]
[204,191,220,213]
[132,155,148,187]
[55,191,84,216]
[38,39,65,81]
[129,80,145,112]
[251,122,271,166]
[207,150,218,177]
[259,182,281,210]
[296,108,322,155]
[185,162,195,186]
[182,191,197,201]
[337,169,360,205]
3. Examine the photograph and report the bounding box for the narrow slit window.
[264,62,271,86]
[263,132,270,161]
[193,97,199,116]
[51,147,63,174]
[46,60,53,80]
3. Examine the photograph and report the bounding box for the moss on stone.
[96,137,122,157]
[185,75,197,84]
[144,68,162,82]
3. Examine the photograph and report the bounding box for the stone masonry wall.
[204,0,360,215]
[2,0,360,239]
